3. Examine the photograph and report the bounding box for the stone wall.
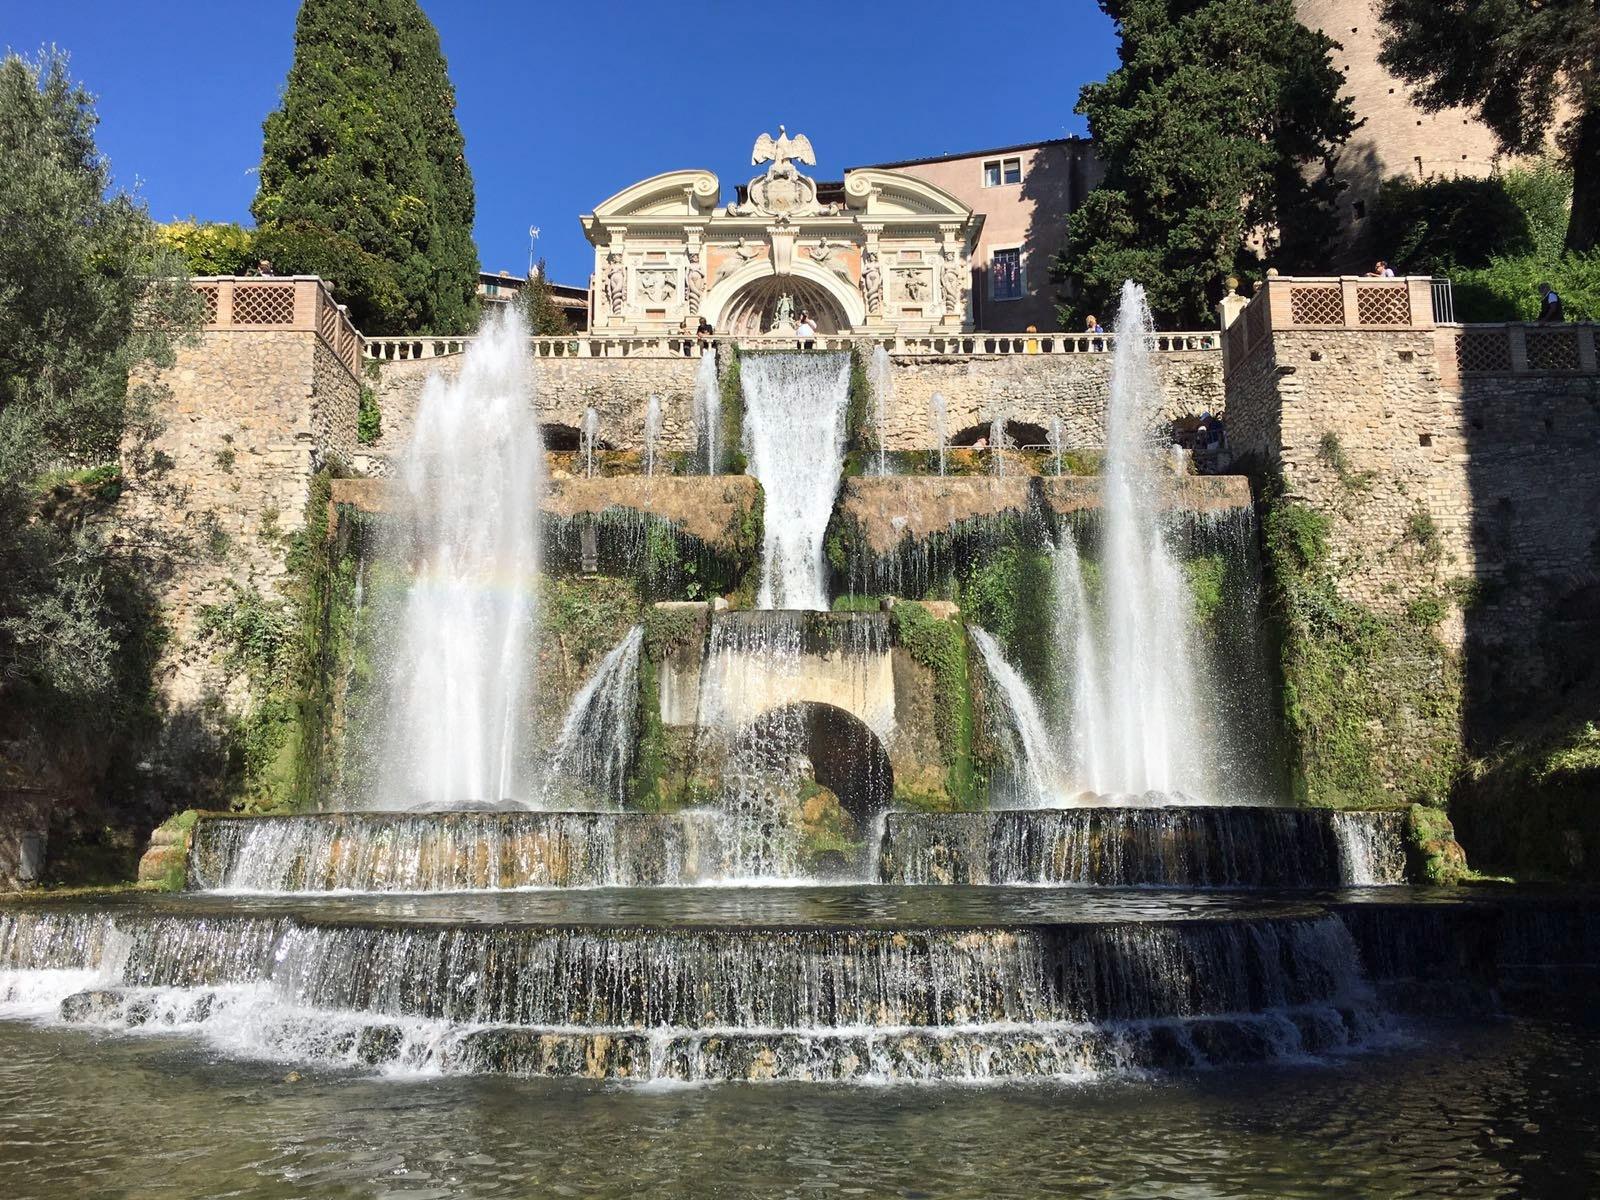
[1226,319,1600,810]
[367,347,1226,469]
[884,351,1224,450]
[118,327,361,711]
[0,788,52,890]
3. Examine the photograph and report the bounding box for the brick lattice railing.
[191,276,364,379]
[1225,275,1599,380]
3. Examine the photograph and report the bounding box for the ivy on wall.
[1259,485,1464,809]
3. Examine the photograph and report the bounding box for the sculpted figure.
[941,254,963,315]
[603,253,626,315]
[860,251,883,315]
[685,251,705,311]
[904,270,929,303]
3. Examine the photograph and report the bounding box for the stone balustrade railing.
[362,329,1219,362]
[1225,274,1598,380]
[190,276,364,378]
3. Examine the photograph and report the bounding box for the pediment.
[843,169,973,219]
[587,170,721,221]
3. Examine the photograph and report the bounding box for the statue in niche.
[941,253,963,315]
[603,253,627,315]
[860,251,883,315]
[771,292,796,331]
[685,251,705,311]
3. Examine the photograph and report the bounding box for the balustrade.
[189,276,363,378]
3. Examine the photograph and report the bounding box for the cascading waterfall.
[378,309,542,809]
[1049,281,1216,799]
[695,348,720,473]
[543,625,644,808]
[869,345,892,475]
[971,628,1069,806]
[930,392,948,476]
[643,395,662,476]
[740,351,852,609]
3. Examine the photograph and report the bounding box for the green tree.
[1369,175,1531,274]
[0,50,197,790]
[1057,0,1356,328]
[156,219,259,276]
[514,261,571,336]
[1378,0,1600,252]
[252,0,480,335]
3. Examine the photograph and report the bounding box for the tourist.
[1025,324,1041,354]
[1537,282,1565,322]
[1084,315,1103,335]
[696,316,714,350]
[1368,260,1395,278]
[256,258,275,277]
[796,311,816,349]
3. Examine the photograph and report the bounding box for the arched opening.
[728,701,894,875]
[541,423,614,452]
[950,419,1050,449]
[719,277,852,336]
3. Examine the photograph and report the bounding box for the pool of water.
[1,1007,1595,1199]
[2,883,1484,930]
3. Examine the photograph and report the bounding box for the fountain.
[581,406,600,478]
[869,345,892,475]
[376,309,542,809]
[694,347,720,474]
[643,394,662,476]
[740,351,851,610]
[1,279,1589,1106]
[989,412,1007,475]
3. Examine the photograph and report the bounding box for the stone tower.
[1295,0,1514,267]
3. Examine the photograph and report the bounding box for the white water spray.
[581,407,600,478]
[545,625,644,808]
[695,349,720,474]
[379,309,542,808]
[1056,281,1213,797]
[971,628,1068,806]
[930,393,948,476]
[741,352,852,610]
[869,345,892,475]
[644,394,662,477]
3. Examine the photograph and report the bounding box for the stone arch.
[950,419,1049,449]
[734,701,894,826]
[702,259,867,334]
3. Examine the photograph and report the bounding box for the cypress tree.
[514,261,571,336]
[1057,0,1355,328]
[252,0,479,335]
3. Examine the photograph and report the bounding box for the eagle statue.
[751,125,816,178]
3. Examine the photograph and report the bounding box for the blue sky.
[4,2,1118,286]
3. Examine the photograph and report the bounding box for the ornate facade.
[580,129,984,336]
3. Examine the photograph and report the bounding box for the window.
[991,248,1023,301]
[982,156,1023,187]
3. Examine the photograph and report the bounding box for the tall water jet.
[544,626,643,808]
[989,413,1008,476]
[694,348,720,474]
[643,394,662,477]
[1049,417,1064,476]
[741,352,852,610]
[869,345,893,475]
[581,407,600,478]
[930,392,948,476]
[379,309,542,809]
[1061,280,1212,797]
[1050,531,1107,789]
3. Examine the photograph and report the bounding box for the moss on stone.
[891,601,983,810]
[1260,490,1463,809]
[1405,803,1469,885]
[718,346,746,475]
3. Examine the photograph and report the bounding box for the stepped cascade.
[4,280,1594,1101]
